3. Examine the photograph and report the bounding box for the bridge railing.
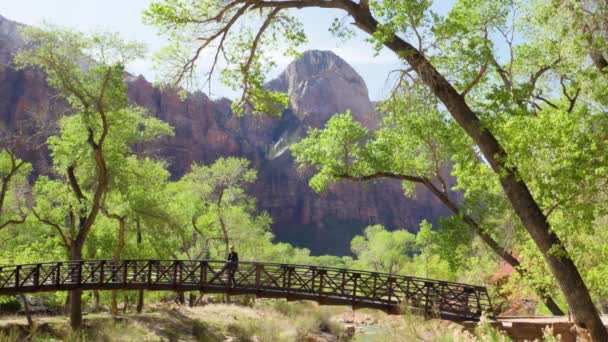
[0,260,493,321]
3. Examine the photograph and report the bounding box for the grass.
[0,300,525,342]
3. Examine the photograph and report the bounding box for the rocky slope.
[0,14,450,255]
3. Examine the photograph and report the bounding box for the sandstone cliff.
[0,15,450,255]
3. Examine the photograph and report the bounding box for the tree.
[290,91,564,314]
[101,156,172,316]
[350,224,415,274]
[177,157,271,256]
[15,25,151,329]
[177,157,272,259]
[144,1,608,338]
[0,149,31,229]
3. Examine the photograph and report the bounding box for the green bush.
[0,299,21,313]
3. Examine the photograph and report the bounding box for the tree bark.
[137,289,144,313]
[19,294,33,328]
[217,190,230,255]
[189,293,196,307]
[69,243,83,330]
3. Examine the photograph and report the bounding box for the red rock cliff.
[0,15,451,255]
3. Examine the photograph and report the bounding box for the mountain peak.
[266,49,376,129]
[0,13,24,65]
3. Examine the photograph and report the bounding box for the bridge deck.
[0,260,493,322]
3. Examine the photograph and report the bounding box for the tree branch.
[238,7,281,107]
[461,64,488,97]
[32,208,71,249]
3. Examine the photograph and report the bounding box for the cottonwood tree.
[176,157,272,258]
[350,224,416,274]
[101,156,173,315]
[144,0,608,338]
[15,26,154,329]
[290,81,567,314]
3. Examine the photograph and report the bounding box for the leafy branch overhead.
[143,0,309,115]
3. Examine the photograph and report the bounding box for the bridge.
[0,260,493,322]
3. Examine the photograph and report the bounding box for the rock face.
[266,50,377,129]
[0,14,451,255]
[0,14,23,65]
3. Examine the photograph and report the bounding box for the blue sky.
[0,0,455,101]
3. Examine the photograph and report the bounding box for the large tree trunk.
[217,191,230,255]
[391,36,602,340]
[137,289,144,313]
[348,5,605,339]
[69,243,83,330]
[189,293,196,308]
[19,294,33,328]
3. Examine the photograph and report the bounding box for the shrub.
[0,299,21,313]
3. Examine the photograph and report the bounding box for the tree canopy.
[144,0,608,338]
